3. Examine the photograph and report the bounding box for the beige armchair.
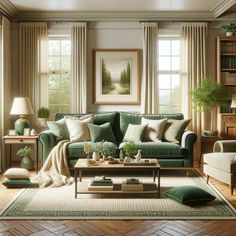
[203,140,236,195]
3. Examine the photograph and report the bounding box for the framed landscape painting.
[93,49,140,104]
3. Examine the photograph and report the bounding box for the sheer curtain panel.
[180,22,208,161]
[0,16,11,171]
[19,23,48,124]
[71,22,87,113]
[141,22,158,114]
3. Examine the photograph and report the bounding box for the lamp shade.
[231,95,236,108]
[10,97,34,115]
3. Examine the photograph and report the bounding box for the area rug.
[1,169,236,219]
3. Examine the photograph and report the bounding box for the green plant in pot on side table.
[37,107,50,127]
[17,146,33,170]
[191,76,229,136]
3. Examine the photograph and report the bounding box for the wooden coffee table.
[74,159,160,198]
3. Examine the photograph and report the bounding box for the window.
[157,36,180,113]
[48,38,71,116]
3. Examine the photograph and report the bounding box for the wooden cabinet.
[218,114,236,139]
[216,36,236,137]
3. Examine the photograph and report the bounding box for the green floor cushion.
[119,142,185,158]
[164,185,215,206]
[2,179,37,188]
[67,141,118,159]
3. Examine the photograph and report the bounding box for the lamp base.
[15,116,29,135]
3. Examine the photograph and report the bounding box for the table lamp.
[10,97,34,135]
[231,95,236,113]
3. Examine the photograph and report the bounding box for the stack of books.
[122,178,143,192]
[88,176,113,191]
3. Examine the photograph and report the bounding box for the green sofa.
[39,112,197,168]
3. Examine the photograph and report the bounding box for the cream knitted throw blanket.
[36,140,74,188]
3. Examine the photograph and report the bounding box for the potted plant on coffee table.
[191,77,229,136]
[123,142,136,162]
[17,146,33,170]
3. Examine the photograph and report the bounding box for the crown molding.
[211,0,236,18]
[13,10,215,22]
[0,0,18,19]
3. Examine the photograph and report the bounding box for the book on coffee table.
[122,179,143,191]
[123,159,155,166]
[88,183,114,191]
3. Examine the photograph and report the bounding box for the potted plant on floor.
[37,107,50,127]
[221,23,236,36]
[17,146,33,170]
[191,77,229,136]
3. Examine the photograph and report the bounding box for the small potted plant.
[191,77,228,136]
[221,23,236,36]
[123,142,136,162]
[17,146,33,170]
[37,107,50,127]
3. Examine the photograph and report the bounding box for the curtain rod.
[139,20,211,23]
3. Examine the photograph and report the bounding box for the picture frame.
[93,49,140,104]
[23,128,30,136]
[8,129,16,136]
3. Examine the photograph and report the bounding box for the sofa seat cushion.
[66,142,118,159]
[204,153,236,173]
[119,142,185,158]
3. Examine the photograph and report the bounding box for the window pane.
[49,90,60,104]
[61,105,71,113]
[171,89,180,105]
[49,75,60,89]
[49,57,60,71]
[61,56,71,71]
[171,57,179,71]
[159,57,170,70]
[171,75,180,89]
[49,105,60,114]
[159,90,170,105]
[49,40,60,55]
[159,40,170,55]
[159,106,171,113]
[171,40,180,56]
[61,40,71,55]
[159,75,170,89]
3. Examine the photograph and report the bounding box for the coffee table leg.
[79,170,82,182]
[153,170,156,182]
[75,169,77,199]
[157,168,160,198]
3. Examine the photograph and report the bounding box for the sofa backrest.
[55,112,184,144]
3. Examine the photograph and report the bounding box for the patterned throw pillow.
[123,124,147,142]
[47,118,70,140]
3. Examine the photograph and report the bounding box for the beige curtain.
[0,16,11,171]
[141,22,158,114]
[71,22,87,113]
[19,23,48,124]
[180,22,208,161]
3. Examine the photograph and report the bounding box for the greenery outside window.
[157,36,180,113]
[48,37,71,117]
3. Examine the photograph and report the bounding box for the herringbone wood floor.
[0,163,236,236]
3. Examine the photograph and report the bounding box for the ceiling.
[7,0,224,12]
[2,0,236,21]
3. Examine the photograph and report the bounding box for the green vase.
[20,156,33,170]
[15,116,29,135]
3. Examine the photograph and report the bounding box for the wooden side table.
[3,135,39,173]
[199,135,222,166]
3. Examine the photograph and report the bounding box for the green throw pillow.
[2,179,37,188]
[123,124,147,142]
[87,122,117,143]
[164,185,215,206]
[47,118,70,140]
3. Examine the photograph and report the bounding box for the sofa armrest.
[213,140,236,152]
[181,131,197,167]
[39,130,57,164]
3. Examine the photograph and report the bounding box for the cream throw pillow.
[164,119,191,143]
[141,118,167,141]
[3,168,30,179]
[123,124,147,142]
[65,115,94,142]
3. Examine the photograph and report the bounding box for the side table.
[3,135,39,173]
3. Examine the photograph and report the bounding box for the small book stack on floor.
[122,178,143,191]
[88,176,113,191]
